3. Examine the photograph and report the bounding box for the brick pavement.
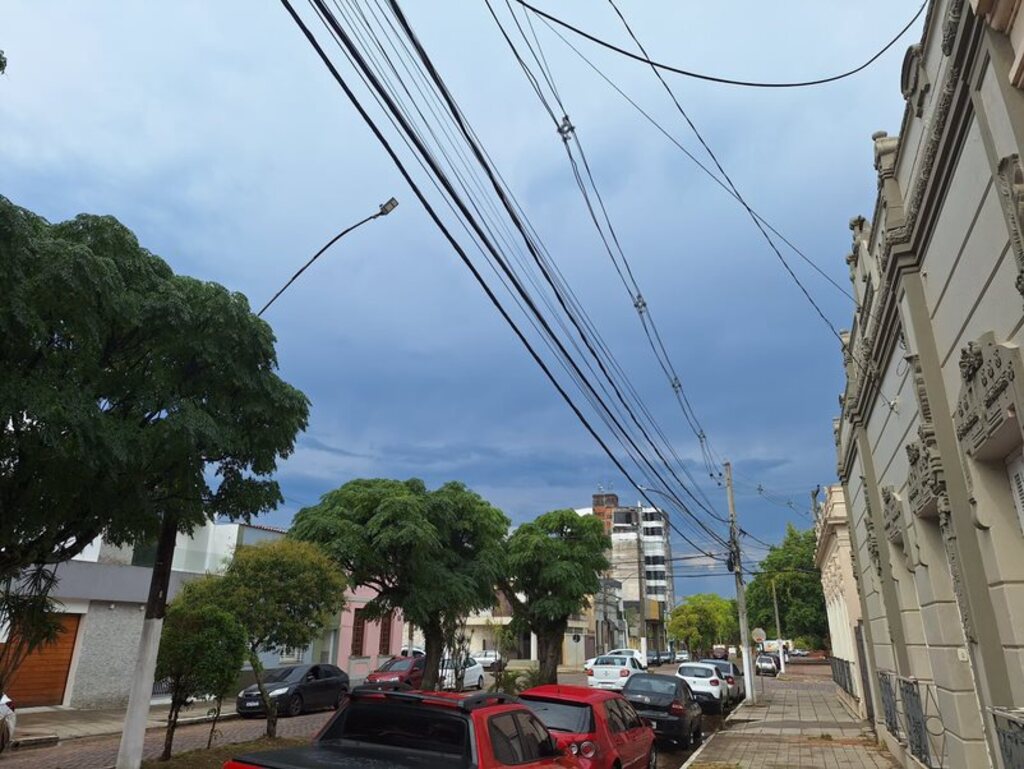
[1,710,332,769]
[692,670,898,769]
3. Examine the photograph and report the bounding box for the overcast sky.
[1,1,921,597]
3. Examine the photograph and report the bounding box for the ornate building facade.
[833,2,1024,768]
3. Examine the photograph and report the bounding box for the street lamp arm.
[257,198,398,317]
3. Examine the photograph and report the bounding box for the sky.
[1,1,922,598]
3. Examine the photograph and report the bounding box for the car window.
[595,656,627,666]
[679,665,711,678]
[514,713,552,761]
[520,697,594,733]
[624,676,677,696]
[629,658,640,669]
[489,713,526,764]
[414,657,426,670]
[680,681,695,702]
[603,700,627,734]
[380,657,414,672]
[306,665,320,680]
[618,699,643,730]
[467,658,477,667]
[326,701,467,756]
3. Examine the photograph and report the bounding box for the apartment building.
[832,2,1024,767]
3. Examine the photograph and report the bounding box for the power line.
[514,0,928,89]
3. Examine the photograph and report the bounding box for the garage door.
[4,614,81,706]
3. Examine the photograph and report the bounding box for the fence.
[831,657,857,699]
[876,671,947,768]
[991,707,1024,769]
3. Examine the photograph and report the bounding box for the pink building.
[335,585,405,683]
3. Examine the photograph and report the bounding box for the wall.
[67,602,145,709]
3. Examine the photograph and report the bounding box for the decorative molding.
[942,0,965,56]
[881,486,905,545]
[953,333,1024,461]
[994,155,1024,302]
[938,509,976,643]
[901,44,931,118]
[863,493,883,580]
[905,356,946,519]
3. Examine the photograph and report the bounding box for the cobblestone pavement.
[0,710,333,769]
[693,667,898,769]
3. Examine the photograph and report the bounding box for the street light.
[257,198,399,317]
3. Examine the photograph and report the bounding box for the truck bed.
[231,741,468,769]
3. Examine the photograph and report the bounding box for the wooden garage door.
[4,614,80,706]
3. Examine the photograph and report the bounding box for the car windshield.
[262,666,306,684]
[625,676,677,696]
[520,697,594,733]
[679,665,712,678]
[594,656,627,666]
[322,701,468,761]
[440,659,471,670]
[379,657,414,672]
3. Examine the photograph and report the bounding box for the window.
[644,555,665,566]
[351,608,366,656]
[642,511,662,522]
[618,699,643,730]
[603,701,628,734]
[327,702,467,755]
[642,526,663,537]
[514,713,553,761]
[647,585,666,596]
[378,613,392,655]
[520,697,594,733]
[1006,453,1024,535]
[489,713,525,764]
[279,646,305,664]
[645,570,665,582]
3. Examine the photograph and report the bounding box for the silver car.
[0,693,15,754]
[701,659,745,705]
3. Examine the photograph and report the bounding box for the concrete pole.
[635,507,647,656]
[772,578,786,674]
[726,462,756,705]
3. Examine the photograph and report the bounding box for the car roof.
[678,662,718,670]
[624,673,678,685]
[521,684,619,703]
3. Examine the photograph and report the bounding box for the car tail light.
[586,667,593,676]
[710,679,720,686]
[223,762,262,768]
[571,740,599,758]
[619,668,630,677]
[726,676,735,685]
[669,700,685,716]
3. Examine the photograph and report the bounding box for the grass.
[141,738,304,769]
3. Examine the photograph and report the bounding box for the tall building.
[578,492,675,648]
[830,3,1024,767]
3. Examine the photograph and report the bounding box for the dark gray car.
[236,664,350,718]
[622,673,703,747]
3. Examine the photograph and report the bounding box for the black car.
[622,673,703,747]
[236,664,349,718]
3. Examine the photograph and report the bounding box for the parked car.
[441,657,486,691]
[605,647,648,669]
[621,673,702,748]
[236,664,349,718]
[755,655,779,677]
[790,648,809,657]
[0,693,15,754]
[700,659,745,706]
[399,646,425,657]
[520,684,656,769]
[727,646,737,657]
[587,655,644,691]
[710,644,728,660]
[366,655,426,688]
[674,649,690,663]
[675,662,727,714]
[225,686,580,769]
[473,649,503,670]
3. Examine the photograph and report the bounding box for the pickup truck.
[224,686,581,769]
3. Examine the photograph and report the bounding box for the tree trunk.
[117,513,179,769]
[249,651,278,739]
[206,697,222,749]
[421,621,445,691]
[161,701,181,761]
[538,624,565,684]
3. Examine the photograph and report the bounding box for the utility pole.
[726,461,756,704]
[635,505,647,661]
[772,578,786,674]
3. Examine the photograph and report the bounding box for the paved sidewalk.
[692,671,898,769]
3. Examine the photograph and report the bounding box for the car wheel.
[647,742,657,769]
[0,723,9,754]
[286,693,303,717]
[477,676,484,690]
[693,721,703,746]
[334,688,348,709]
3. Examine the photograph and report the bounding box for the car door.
[488,712,561,767]
[320,665,346,704]
[603,699,642,769]
[407,656,425,688]
[617,698,652,768]
[463,658,481,689]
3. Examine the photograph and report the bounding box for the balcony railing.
[877,671,947,768]
[878,671,902,741]
[831,657,857,699]
[899,676,932,768]
[991,707,1024,769]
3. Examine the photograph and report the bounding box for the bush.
[489,669,525,694]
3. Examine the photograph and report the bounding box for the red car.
[520,685,656,769]
[364,655,425,688]
[223,686,582,768]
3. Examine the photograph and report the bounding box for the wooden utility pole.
[726,462,756,704]
[772,578,786,674]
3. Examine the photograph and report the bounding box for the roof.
[520,684,619,703]
[243,522,289,534]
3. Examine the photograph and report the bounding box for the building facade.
[814,484,869,720]
[833,2,1024,767]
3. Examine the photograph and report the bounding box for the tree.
[0,50,6,74]
[186,540,345,740]
[292,478,509,691]
[744,524,827,647]
[504,509,610,684]
[0,196,309,717]
[667,593,735,657]
[155,599,246,760]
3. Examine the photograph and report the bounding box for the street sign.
[752,627,766,643]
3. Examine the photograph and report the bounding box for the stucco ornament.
[901,44,931,118]
[881,486,905,546]
[954,333,1023,461]
[994,155,1024,303]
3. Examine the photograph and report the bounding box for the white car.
[701,659,745,705]
[587,654,644,690]
[605,647,648,669]
[0,693,15,754]
[400,646,425,657]
[473,649,502,670]
[676,662,728,713]
[674,649,690,662]
[441,657,485,691]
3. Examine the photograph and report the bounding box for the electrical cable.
[514,0,928,89]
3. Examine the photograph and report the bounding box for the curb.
[10,711,241,750]
[11,734,60,750]
[678,700,746,769]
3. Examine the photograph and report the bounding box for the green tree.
[667,593,735,657]
[186,540,346,739]
[291,479,509,691]
[504,509,610,684]
[0,197,309,695]
[744,524,826,647]
[155,600,246,760]
[0,50,6,74]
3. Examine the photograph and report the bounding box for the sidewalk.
[690,669,898,769]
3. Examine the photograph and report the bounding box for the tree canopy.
[744,524,827,647]
[505,509,610,684]
[667,593,737,656]
[291,478,509,689]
